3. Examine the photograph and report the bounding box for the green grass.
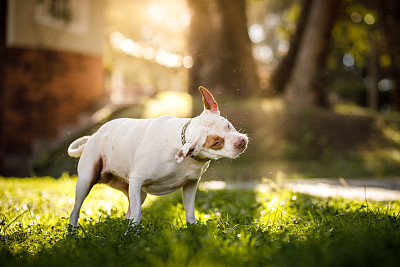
[1,176,400,267]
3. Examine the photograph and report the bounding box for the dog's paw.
[66,224,79,237]
[124,221,143,237]
[186,221,198,227]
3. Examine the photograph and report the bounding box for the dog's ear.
[175,140,197,163]
[199,86,219,114]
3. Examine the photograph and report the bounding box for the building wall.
[7,0,104,56]
[0,0,105,176]
[3,48,103,153]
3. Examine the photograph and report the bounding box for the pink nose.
[234,137,247,150]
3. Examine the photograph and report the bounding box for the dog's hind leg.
[107,179,132,218]
[68,172,96,229]
[106,179,147,219]
[69,157,102,229]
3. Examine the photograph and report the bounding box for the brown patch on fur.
[93,156,113,184]
[92,157,104,185]
[202,135,224,150]
[99,172,114,184]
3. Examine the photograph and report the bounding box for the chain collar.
[181,120,211,162]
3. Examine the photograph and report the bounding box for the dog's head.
[176,86,249,163]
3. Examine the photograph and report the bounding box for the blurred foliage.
[331,1,376,68]
[327,0,378,104]
[248,0,399,109]
[247,0,301,70]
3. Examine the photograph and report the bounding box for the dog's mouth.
[229,149,247,159]
[187,148,195,157]
[229,143,248,159]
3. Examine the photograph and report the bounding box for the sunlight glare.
[155,49,183,68]
[143,91,192,118]
[350,12,362,23]
[182,56,194,69]
[343,53,355,68]
[364,14,375,25]
[249,24,265,43]
[148,4,163,24]
[143,47,156,60]
[253,45,273,63]
[110,31,190,69]
[278,41,290,57]
[110,31,125,48]
[120,39,143,58]
[148,2,190,30]
[261,98,285,113]
[265,13,281,26]
[200,181,227,190]
[378,78,394,92]
[179,12,191,28]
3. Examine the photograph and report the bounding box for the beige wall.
[7,0,104,56]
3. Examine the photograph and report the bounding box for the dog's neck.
[181,119,211,163]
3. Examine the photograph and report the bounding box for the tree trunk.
[377,0,400,111]
[268,0,313,95]
[284,0,341,108]
[367,39,378,110]
[187,0,259,97]
[0,0,6,172]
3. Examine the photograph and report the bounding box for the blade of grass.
[2,210,29,233]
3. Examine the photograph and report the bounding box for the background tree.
[377,0,400,111]
[267,0,313,95]
[284,0,342,108]
[187,0,259,97]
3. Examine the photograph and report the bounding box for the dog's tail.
[68,136,90,158]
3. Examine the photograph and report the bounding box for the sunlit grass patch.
[1,176,400,266]
[382,123,400,146]
[361,149,400,177]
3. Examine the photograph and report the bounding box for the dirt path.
[201,178,400,201]
[280,178,400,201]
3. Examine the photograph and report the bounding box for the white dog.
[67,86,248,228]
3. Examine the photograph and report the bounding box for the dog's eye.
[203,135,224,150]
[227,124,231,131]
[212,140,221,147]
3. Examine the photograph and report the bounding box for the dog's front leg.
[125,190,147,219]
[127,178,143,226]
[182,179,199,225]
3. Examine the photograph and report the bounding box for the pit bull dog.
[67,86,248,229]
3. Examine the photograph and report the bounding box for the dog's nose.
[234,137,247,150]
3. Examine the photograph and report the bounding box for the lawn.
[1,176,400,266]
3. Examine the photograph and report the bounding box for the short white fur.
[67,86,248,229]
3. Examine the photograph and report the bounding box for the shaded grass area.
[1,177,400,266]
